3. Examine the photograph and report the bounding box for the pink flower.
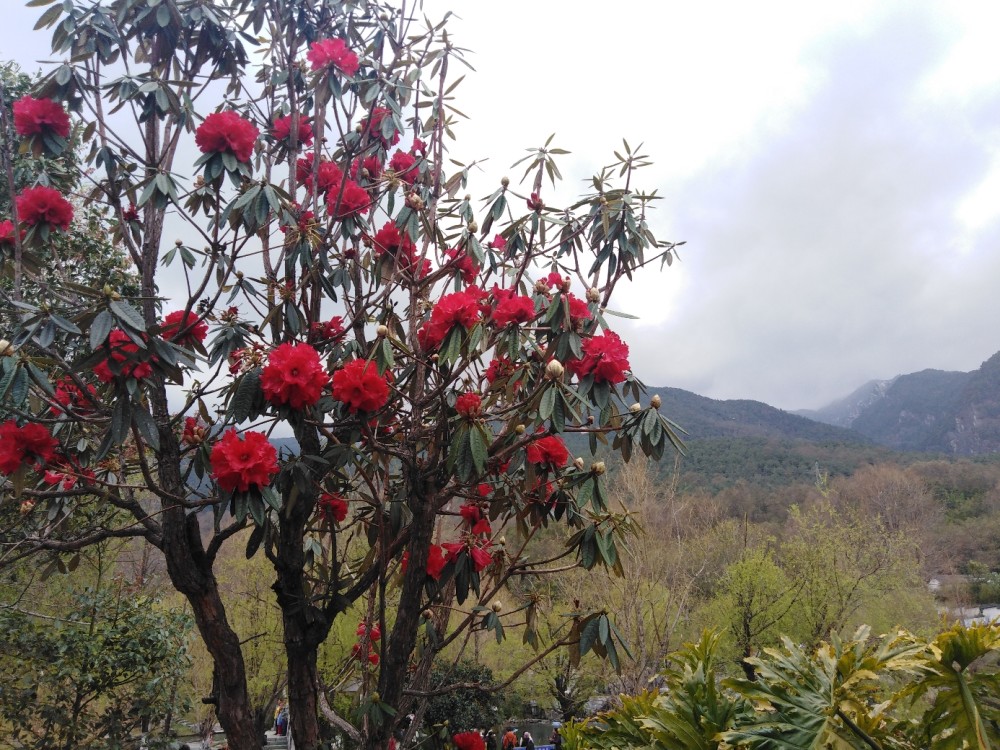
[307,38,360,76]
[195,111,259,162]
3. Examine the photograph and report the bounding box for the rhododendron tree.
[0,3,685,750]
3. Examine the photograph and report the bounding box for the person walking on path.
[521,731,535,750]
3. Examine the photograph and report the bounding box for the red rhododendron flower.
[469,544,493,572]
[0,420,58,475]
[297,154,344,194]
[492,294,536,328]
[310,316,345,341]
[387,150,418,184]
[564,293,592,325]
[161,310,208,347]
[527,192,544,211]
[540,271,565,292]
[567,330,631,384]
[182,416,209,445]
[43,455,94,491]
[195,111,259,162]
[94,329,154,382]
[472,517,492,536]
[327,179,370,218]
[419,289,482,351]
[485,357,513,384]
[459,503,481,525]
[13,96,70,139]
[210,429,279,493]
[350,154,383,184]
[369,221,414,258]
[426,544,448,580]
[306,38,360,76]
[319,492,349,523]
[15,186,73,230]
[488,234,506,251]
[455,392,482,418]
[360,106,400,148]
[51,377,97,416]
[444,248,479,284]
[260,343,330,410]
[526,434,570,469]
[122,204,140,222]
[332,359,391,413]
[270,114,313,147]
[0,220,24,248]
[453,732,486,750]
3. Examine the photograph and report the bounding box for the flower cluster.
[15,186,74,230]
[42,455,95,491]
[458,503,492,537]
[455,392,482,418]
[360,106,400,148]
[310,316,346,342]
[567,330,631,384]
[489,287,536,328]
[13,96,70,139]
[331,359,391,413]
[94,329,154,383]
[270,115,314,147]
[0,420,58,475]
[444,248,479,285]
[306,38,359,76]
[210,429,279,493]
[0,220,24,249]
[387,150,418,185]
[182,417,209,446]
[526,434,570,469]
[51,377,97,416]
[195,111,259,162]
[443,539,493,573]
[352,620,381,665]
[161,310,208,347]
[417,288,482,351]
[260,343,330,410]
[318,492,348,524]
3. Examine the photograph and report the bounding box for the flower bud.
[629,403,641,414]
[586,287,601,303]
[497,535,506,546]
[0,340,14,357]
[371,692,380,703]
[422,609,433,620]
[468,220,478,234]
[174,238,183,246]
[491,600,503,613]
[501,176,510,188]
[650,394,662,409]
[514,424,525,434]
[545,360,564,380]
[591,461,606,476]
[574,456,586,471]
[19,500,35,515]
[405,192,424,210]
[376,324,389,338]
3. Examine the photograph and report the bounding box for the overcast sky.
[6,1,1000,410]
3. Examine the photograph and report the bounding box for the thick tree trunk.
[365,479,438,750]
[274,419,328,750]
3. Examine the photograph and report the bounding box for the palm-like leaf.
[894,622,1000,750]
[720,626,925,749]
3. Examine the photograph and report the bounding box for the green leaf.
[132,406,160,452]
[109,300,146,332]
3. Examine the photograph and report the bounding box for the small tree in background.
[0,2,683,748]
